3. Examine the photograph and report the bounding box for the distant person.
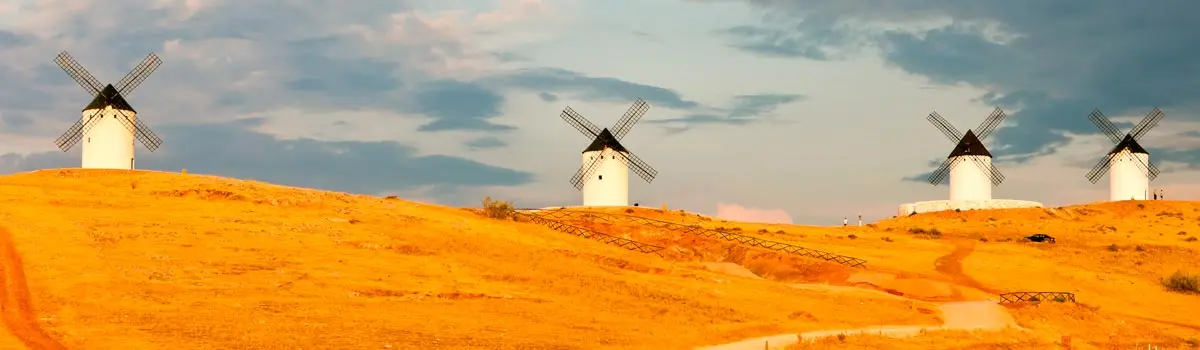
[858,214,863,226]
[843,217,848,228]
[1154,190,1158,200]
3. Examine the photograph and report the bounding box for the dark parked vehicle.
[1026,233,1056,243]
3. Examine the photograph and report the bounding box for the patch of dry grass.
[0,169,934,349]
[1,171,1197,348]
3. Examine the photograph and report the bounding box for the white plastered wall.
[80,107,136,170]
[948,155,992,201]
[1108,150,1150,201]
[581,148,629,207]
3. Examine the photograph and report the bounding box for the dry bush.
[481,196,515,220]
[907,227,942,238]
[1162,270,1200,294]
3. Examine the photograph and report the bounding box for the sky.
[1,0,1199,225]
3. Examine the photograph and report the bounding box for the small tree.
[482,196,515,220]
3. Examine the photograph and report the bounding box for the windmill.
[53,51,164,170]
[560,98,658,207]
[1085,107,1163,201]
[925,108,1008,201]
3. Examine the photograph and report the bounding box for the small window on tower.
[598,175,603,180]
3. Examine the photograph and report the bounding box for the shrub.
[907,227,941,237]
[1107,244,1119,252]
[1162,271,1200,294]
[481,196,515,220]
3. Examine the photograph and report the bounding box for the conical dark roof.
[946,129,992,158]
[82,84,136,113]
[1109,134,1149,155]
[582,128,629,154]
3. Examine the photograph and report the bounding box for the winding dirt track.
[695,240,1018,350]
[932,239,1004,295]
[0,226,66,350]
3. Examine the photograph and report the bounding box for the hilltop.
[0,169,1195,349]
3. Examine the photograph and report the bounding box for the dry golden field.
[0,169,1196,349]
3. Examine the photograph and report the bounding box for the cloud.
[0,30,28,48]
[409,79,513,132]
[901,158,949,184]
[645,93,804,131]
[714,203,794,224]
[464,136,509,150]
[0,119,534,199]
[714,1,1200,167]
[0,0,555,132]
[718,23,849,60]
[1,113,32,131]
[0,0,571,207]
[538,92,559,102]
[485,67,702,109]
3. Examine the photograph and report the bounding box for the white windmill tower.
[52,51,164,169]
[898,108,1043,215]
[925,108,1008,200]
[1085,108,1163,201]
[559,98,659,207]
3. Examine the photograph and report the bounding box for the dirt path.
[932,240,1003,295]
[0,226,66,350]
[694,301,1018,349]
[695,241,1019,350]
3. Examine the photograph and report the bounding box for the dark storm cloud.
[464,136,509,150]
[485,67,702,109]
[718,22,847,60]
[714,0,1200,177]
[409,80,512,132]
[282,51,405,97]
[646,93,804,130]
[0,119,534,195]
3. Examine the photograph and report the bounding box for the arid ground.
[0,169,1196,349]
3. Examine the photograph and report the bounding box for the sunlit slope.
[568,204,1200,345]
[0,169,930,350]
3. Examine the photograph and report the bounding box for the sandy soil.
[0,169,1196,349]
